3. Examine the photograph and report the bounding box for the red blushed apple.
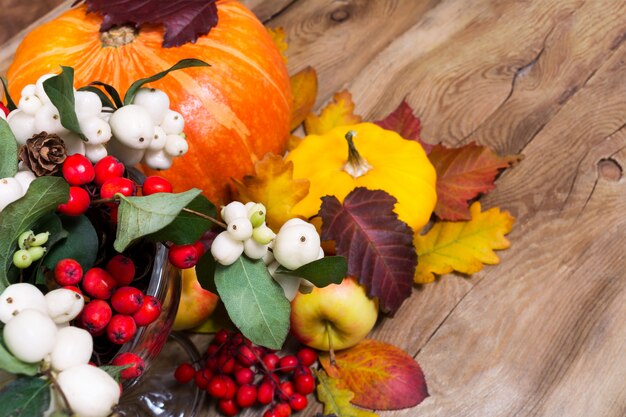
[290,277,378,351]
[172,267,219,331]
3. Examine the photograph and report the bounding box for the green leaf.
[42,215,98,273]
[88,81,123,109]
[276,256,347,288]
[147,195,216,245]
[78,86,116,110]
[123,58,210,105]
[0,119,18,178]
[99,364,131,383]
[43,67,82,135]
[0,335,38,376]
[0,177,69,292]
[0,77,17,111]
[114,188,202,252]
[0,376,51,417]
[215,257,290,350]
[195,249,217,294]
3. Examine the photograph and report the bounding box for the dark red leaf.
[320,188,415,315]
[85,0,218,48]
[430,142,521,221]
[374,100,433,154]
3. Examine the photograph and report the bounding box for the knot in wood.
[597,158,622,182]
[331,8,350,23]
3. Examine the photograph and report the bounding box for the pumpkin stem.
[343,130,372,178]
[100,26,137,48]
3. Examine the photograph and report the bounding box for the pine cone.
[19,132,67,176]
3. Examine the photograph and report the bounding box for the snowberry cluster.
[211,201,276,266]
[174,329,317,417]
[53,256,162,345]
[5,73,188,169]
[0,282,121,417]
[12,229,49,269]
[0,167,36,212]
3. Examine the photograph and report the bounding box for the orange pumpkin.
[7,1,292,205]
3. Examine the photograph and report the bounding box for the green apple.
[172,267,219,331]
[290,277,378,351]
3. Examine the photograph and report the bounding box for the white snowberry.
[164,134,188,157]
[211,231,245,266]
[132,87,170,125]
[34,104,68,135]
[107,138,146,166]
[142,149,173,170]
[13,170,36,196]
[74,90,103,120]
[0,177,24,212]
[98,107,114,123]
[18,94,43,116]
[84,144,108,163]
[160,109,184,135]
[3,308,57,363]
[0,111,5,121]
[109,104,154,149]
[243,238,268,260]
[227,217,254,241]
[148,126,167,150]
[50,326,93,371]
[79,116,111,145]
[7,110,36,144]
[221,201,248,225]
[35,73,56,104]
[57,364,121,417]
[62,133,87,156]
[45,288,84,324]
[0,283,47,323]
[273,219,321,270]
[21,84,36,98]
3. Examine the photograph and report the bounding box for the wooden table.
[1,1,625,416]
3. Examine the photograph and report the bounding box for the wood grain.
[1,1,625,416]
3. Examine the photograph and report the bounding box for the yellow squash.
[286,123,437,230]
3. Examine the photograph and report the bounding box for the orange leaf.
[414,202,514,284]
[315,369,379,417]
[304,90,362,135]
[266,26,288,63]
[429,142,521,220]
[289,66,318,131]
[319,339,428,410]
[232,154,309,231]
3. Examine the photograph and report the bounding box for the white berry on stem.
[227,217,253,241]
[0,283,47,323]
[74,90,102,120]
[221,201,248,225]
[34,104,68,135]
[211,231,245,266]
[7,110,36,145]
[18,95,43,116]
[35,74,56,104]
[45,288,85,324]
[132,87,170,125]
[148,126,167,150]
[50,326,93,371]
[164,134,188,157]
[57,364,121,417]
[142,148,173,170]
[61,133,87,156]
[79,116,111,145]
[273,220,321,270]
[3,308,57,363]
[160,109,184,135]
[107,138,146,166]
[13,170,36,196]
[0,177,24,212]
[243,238,268,260]
[109,104,154,149]
[84,144,108,163]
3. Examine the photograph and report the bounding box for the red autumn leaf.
[84,0,218,47]
[374,100,433,154]
[320,188,415,315]
[320,339,429,410]
[430,142,520,221]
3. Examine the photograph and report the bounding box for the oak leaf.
[320,188,415,315]
[232,154,309,231]
[414,202,514,284]
[320,339,428,410]
[289,67,318,131]
[429,142,520,220]
[374,100,433,154]
[305,91,362,135]
[315,370,379,417]
[267,27,288,64]
[84,0,218,48]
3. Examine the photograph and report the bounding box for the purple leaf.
[85,0,218,48]
[374,100,434,154]
[320,188,416,315]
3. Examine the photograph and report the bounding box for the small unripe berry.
[31,232,50,247]
[17,230,35,250]
[26,246,46,261]
[247,203,266,228]
[12,249,32,269]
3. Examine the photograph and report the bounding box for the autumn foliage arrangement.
[0,0,519,416]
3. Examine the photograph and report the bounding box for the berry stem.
[90,197,117,205]
[45,369,74,415]
[182,208,227,228]
[325,322,336,367]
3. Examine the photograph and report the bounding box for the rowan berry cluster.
[174,329,318,416]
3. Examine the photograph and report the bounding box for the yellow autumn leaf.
[289,66,318,131]
[414,202,515,284]
[267,26,288,63]
[315,370,379,417]
[304,90,362,135]
[232,154,309,231]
